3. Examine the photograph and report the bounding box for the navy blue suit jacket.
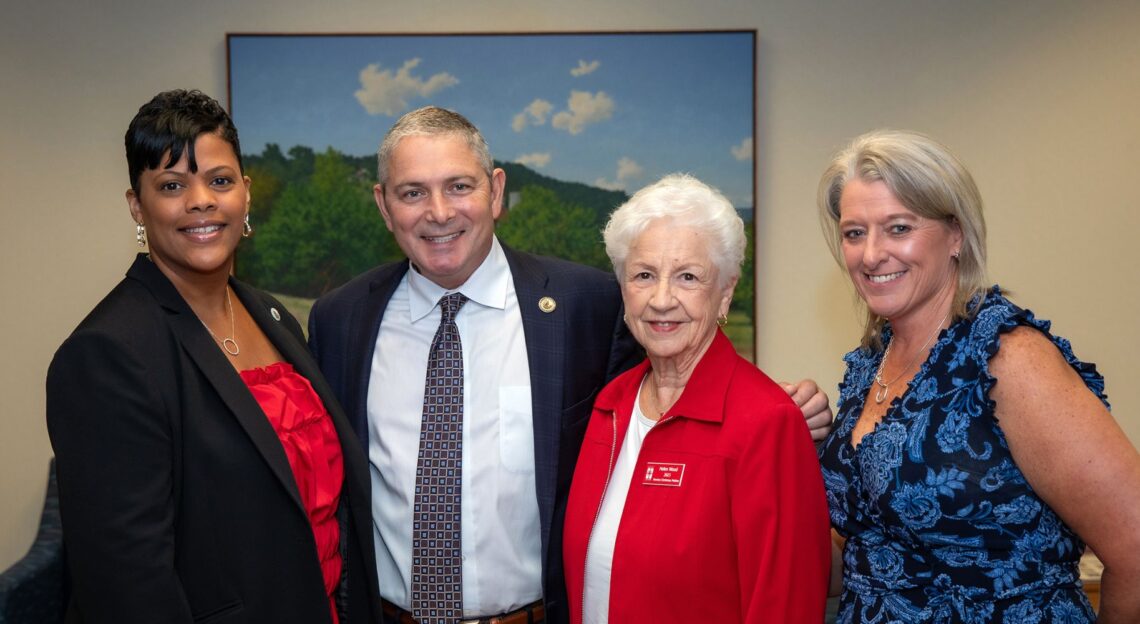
[307,244,641,624]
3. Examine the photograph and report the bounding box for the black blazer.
[307,245,641,624]
[46,254,382,624]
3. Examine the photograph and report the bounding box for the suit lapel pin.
[270,307,281,321]
[538,297,557,313]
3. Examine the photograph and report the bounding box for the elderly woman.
[46,90,380,623]
[816,130,1140,623]
[562,173,831,623]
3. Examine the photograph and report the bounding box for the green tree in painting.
[238,163,281,283]
[246,148,396,297]
[285,145,316,180]
[495,185,610,271]
[732,220,754,322]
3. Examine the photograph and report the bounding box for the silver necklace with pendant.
[201,286,240,356]
[872,314,947,404]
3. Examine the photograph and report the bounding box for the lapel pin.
[538,297,557,313]
[270,307,281,321]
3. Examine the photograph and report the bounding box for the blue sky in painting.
[229,33,754,206]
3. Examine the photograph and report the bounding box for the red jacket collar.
[594,329,740,424]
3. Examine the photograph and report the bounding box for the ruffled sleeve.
[972,286,1110,417]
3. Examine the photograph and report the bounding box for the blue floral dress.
[818,287,1107,624]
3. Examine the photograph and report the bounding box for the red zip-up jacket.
[562,330,830,623]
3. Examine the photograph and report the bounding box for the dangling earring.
[136,223,146,247]
[716,314,728,327]
[242,214,253,238]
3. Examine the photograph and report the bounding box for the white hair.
[603,173,745,286]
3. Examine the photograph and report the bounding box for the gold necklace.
[201,287,240,356]
[872,314,948,404]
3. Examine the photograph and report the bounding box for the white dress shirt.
[367,237,541,616]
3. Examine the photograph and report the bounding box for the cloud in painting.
[594,156,644,191]
[615,157,644,181]
[570,60,600,77]
[552,91,614,135]
[354,58,459,116]
[731,137,753,162]
[514,152,552,168]
[511,99,554,132]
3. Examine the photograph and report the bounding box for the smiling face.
[838,178,962,328]
[621,218,736,370]
[127,131,250,287]
[375,133,505,290]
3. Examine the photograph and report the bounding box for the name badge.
[642,462,685,487]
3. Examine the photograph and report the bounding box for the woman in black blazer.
[46,90,381,623]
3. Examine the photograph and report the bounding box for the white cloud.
[514,152,552,168]
[594,157,643,191]
[512,99,554,132]
[731,137,753,162]
[354,58,458,116]
[615,156,643,181]
[551,91,614,135]
[570,60,601,77]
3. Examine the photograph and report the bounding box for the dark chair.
[0,459,63,624]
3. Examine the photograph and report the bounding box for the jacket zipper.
[581,409,619,622]
[579,409,679,622]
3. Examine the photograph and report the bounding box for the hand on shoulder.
[781,379,833,441]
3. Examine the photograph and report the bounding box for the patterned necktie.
[412,292,467,624]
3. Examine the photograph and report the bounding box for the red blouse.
[241,361,344,624]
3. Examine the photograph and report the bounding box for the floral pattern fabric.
[818,287,1107,624]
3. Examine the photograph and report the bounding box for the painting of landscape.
[227,31,756,356]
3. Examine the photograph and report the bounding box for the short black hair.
[125,89,243,192]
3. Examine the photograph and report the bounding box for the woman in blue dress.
[815,130,1140,623]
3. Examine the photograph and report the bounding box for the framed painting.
[227,31,757,357]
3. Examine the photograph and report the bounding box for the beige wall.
[2,0,1137,569]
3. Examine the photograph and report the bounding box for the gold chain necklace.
[201,287,240,356]
[873,314,948,404]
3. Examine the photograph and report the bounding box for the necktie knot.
[439,292,467,324]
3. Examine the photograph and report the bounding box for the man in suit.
[308,107,831,624]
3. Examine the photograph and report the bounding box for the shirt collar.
[407,235,510,322]
[594,329,737,425]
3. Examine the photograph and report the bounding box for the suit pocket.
[562,385,600,431]
[499,386,535,473]
[193,600,243,623]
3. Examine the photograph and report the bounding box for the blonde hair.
[818,130,988,349]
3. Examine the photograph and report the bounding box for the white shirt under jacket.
[367,237,540,616]
[582,378,655,624]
